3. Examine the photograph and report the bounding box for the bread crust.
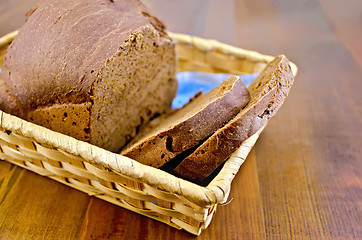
[121,75,250,167]
[2,0,158,113]
[0,74,19,116]
[174,55,295,180]
[0,0,177,151]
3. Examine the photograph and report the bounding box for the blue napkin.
[172,72,259,109]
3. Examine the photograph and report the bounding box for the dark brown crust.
[0,74,20,116]
[174,55,295,180]
[25,0,44,21]
[0,0,174,151]
[1,0,166,116]
[173,88,275,180]
[122,76,250,168]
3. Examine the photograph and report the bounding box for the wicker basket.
[0,31,297,235]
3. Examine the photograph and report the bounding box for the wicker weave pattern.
[169,33,298,75]
[0,126,209,233]
[0,123,261,235]
[0,31,296,235]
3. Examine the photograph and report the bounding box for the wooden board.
[0,0,361,239]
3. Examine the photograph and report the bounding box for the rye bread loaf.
[121,75,250,167]
[0,0,177,152]
[174,55,294,181]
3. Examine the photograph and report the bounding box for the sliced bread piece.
[174,55,295,181]
[121,75,250,167]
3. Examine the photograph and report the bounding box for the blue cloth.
[172,72,259,109]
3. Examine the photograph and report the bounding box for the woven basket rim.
[0,30,297,207]
[0,109,219,206]
[168,32,298,76]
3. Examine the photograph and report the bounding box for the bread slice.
[121,75,250,167]
[174,55,295,181]
[0,0,177,152]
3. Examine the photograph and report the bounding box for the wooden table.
[0,0,361,239]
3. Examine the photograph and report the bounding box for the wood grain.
[0,0,361,239]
